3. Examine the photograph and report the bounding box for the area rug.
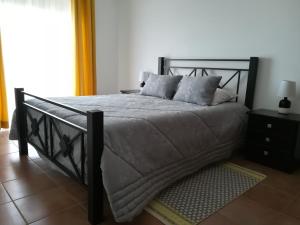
[145,162,266,225]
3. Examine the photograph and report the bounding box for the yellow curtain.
[0,33,9,128]
[72,0,96,96]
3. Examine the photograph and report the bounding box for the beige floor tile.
[283,196,300,220]
[262,212,300,225]
[30,205,90,225]
[32,158,53,172]
[3,173,58,200]
[127,211,165,225]
[199,213,239,225]
[0,202,26,225]
[14,187,77,223]
[0,152,29,169]
[0,184,11,205]
[0,130,9,144]
[219,196,276,225]
[245,183,295,211]
[45,168,88,202]
[0,161,43,183]
[0,143,18,156]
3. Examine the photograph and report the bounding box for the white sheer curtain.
[0,0,74,120]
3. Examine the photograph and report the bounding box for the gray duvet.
[10,94,248,222]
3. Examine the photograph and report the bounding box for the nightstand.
[120,89,140,94]
[246,109,300,172]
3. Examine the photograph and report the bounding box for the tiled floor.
[0,130,300,225]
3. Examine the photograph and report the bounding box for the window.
[0,0,74,120]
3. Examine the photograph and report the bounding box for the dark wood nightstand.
[120,89,140,94]
[246,109,300,172]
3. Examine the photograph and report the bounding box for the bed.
[11,57,259,224]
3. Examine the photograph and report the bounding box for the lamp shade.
[278,80,296,98]
[139,71,152,82]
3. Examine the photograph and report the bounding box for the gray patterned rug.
[145,162,266,225]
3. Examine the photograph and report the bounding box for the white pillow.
[211,88,237,105]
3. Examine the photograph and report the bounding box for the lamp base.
[278,97,291,114]
[278,107,290,114]
[140,81,145,88]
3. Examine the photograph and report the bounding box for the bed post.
[158,57,165,75]
[87,110,104,225]
[15,88,28,155]
[245,57,259,109]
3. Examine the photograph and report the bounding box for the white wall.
[95,0,119,94]
[117,0,300,112]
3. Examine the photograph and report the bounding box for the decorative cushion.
[173,76,222,105]
[211,88,237,105]
[140,74,182,99]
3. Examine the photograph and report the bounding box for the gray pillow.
[140,74,182,99]
[173,76,222,105]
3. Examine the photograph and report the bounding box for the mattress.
[10,93,248,222]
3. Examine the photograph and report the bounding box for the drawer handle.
[263,150,269,156]
[266,123,272,129]
[265,137,271,143]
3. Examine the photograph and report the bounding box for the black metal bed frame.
[15,90,103,225]
[15,56,259,225]
[158,57,259,109]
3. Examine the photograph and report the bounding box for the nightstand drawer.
[247,144,276,159]
[246,144,296,172]
[247,131,296,151]
[248,115,297,136]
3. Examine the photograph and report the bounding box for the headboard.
[157,57,259,109]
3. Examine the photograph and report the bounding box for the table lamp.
[278,80,296,114]
[139,72,151,88]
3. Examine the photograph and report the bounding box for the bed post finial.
[15,88,28,155]
[245,57,259,109]
[158,57,165,75]
[87,110,104,225]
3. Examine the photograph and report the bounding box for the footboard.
[14,88,103,225]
